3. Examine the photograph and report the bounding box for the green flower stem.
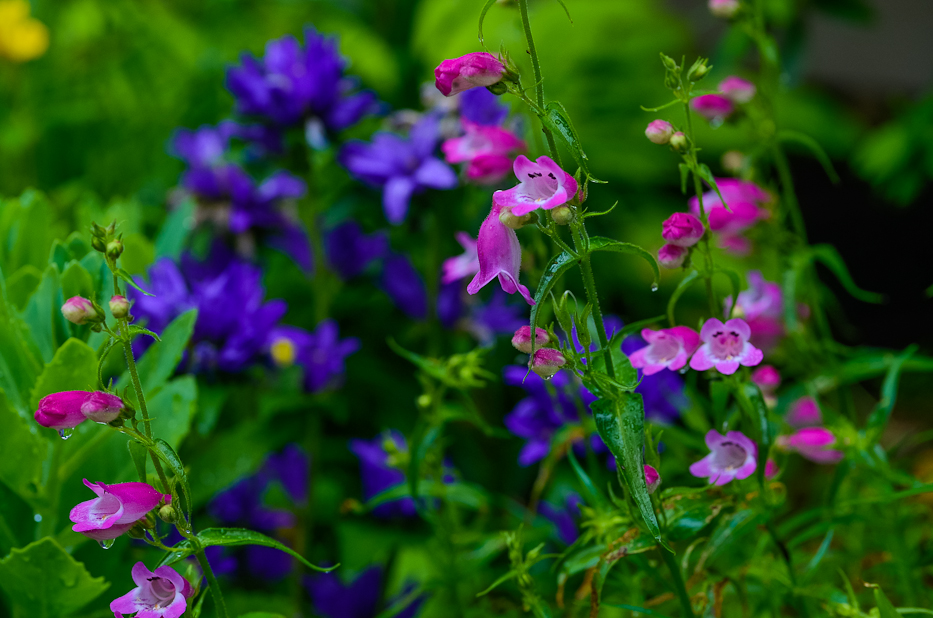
[570,225,616,380]
[659,547,696,618]
[194,545,230,618]
[517,0,560,162]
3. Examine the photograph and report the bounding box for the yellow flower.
[0,0,49,62]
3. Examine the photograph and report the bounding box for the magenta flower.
[628,327,701,375]
[80,391,124,424]
[689,318,764,375]
[776,427,844,464]
[442,121,525,185]
[442,232,479,284]
[493,155,578,217]
[729,271,785,352]
[62,296,100,325]
[70,479,170,541]
[709,0,740,18]
[530,348,566,379]
[751,365,781,391]
[35,391,90,430]
[719,76,756,103]
[512,326,550,354]
[644,464,661,494]
[110,562,194,618]
[689,430,757,486]
[662,212,704,247]
[691,94,735,122]
[434,52,507,97]
[645,120,674,145]
[688,178,769,235]
[466,200,535,305]
[658,243,687,269]
[786,396,822,428]
[765,459,779,478]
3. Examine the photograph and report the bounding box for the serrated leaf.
[529,251,576,354]
[159,528,336,573]
[809,244,884,303]
[117,268,153,296]
[588,236,660,289]
[667,270,700,327]
[542,101,605,183]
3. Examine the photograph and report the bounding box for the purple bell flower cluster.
[305,566,424,618]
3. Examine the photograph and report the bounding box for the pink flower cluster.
[688,178,770,254]
[629,318,763,377]
[443,122,525,185]
[511,325,568,379]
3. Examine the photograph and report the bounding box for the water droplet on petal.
[679,367,689,375]
[98,538,115,550]
[58,427,74,440]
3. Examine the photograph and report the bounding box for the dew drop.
[679,367,689,375]
[651,283,659,292]
[98,538,115,550]
[33,514,42,522]
[58,427,74,440]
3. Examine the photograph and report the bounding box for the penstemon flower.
[511,325,550,354]
[719,76,756,103]
[493,155,578,217]
[690,94,734,122]
[689,430,758,486]
[70,480,170,542]
[441,232,479,284]
[689,318,764,375]
[628,327,701,375]
[786,396,822,427]
[442,121,525,185]
[661,212,705,247]
[434,52,507,97]
[776,427,844,464]
[110,562,194,618]
[466,199,535,305]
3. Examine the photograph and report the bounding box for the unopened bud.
[511,326,550,354]
[62,296,105,325]
[645,120,674,145]
[106,239,124,260]
[688,63,710,82]
[709,0,740,18]
[498,206,535,230]
[158,505,177,524]
[551,206,574,226]
[644,464,662,494]
[659,53,678,71]
[530,348,567,379]
[109,295,131,319]
[80,391,124,424]
[661,213,704,247]
[669,132,687,152]
[91,237,107,253]
[658,244,688,269]
[486,81,509,96]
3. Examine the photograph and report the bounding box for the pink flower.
[719,234,752,256]
[751,365,781,392]
[628,327,701,375]
[658,244,688,269]
[776,427,844,464]
[530,348,566,379]
[689,318,764,375]
[465,154,515,184]
[689,179,769,235]
[70,479,170,541]
[644,464,662,494]
[110,562,194,618]
[786,396,822,428]
[512,326,549,354]
[689,430,757,486]
[467,199,535,305]
[645,120,674,145]
[719,76,756,103]
[434,52,506,97]
[662,212,704,247]
[442,232,479,284]
[35,391,91,430]
[442,121,525,185]
[493,155,578,217]
[690,94,734,122]
[765,459,780,478]
[81,391,124,424]
[61,296,99,325]
[709,0,740,18]
[729,271,785,351]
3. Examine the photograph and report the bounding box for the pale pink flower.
[690,430,757,486]
[645,120,674,145]
[110,562,194,618]
[689,318,764,375]
[493,155,578,217]
[628,327,701,375]
[512,326,550,354]
[442,232,479,284]
[530,348,566,379]
[658,243,688,269]
[719,76,756,103]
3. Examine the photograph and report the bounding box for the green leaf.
[588,236,660,289]
[667,270,700,326]
[696,164,728,211]
[778,130,840,183]
[553,0,573,23]
[20,265,67,363]
[128,325,161,342]
[127,309,197,393]
[154,198,194,259]
[866,345,917,441]
[116,268,153,296]
[159,528,337,573]
[529,251,576,352]
[566,448,604,506]
[591,395,665,547]
[152,438,192,522]
[476,571,519,597]
[542,101,605,183]
[809,244,884,303]
[477,0,498,43]
[60,261,95,302]
[147,375,198,449]
[0,271,43,414]
[639,99,682,113]
[363,480,489,511]
[127,440,148,483]
[873,586,900,618]
[407,422,442,511]
[663,492,725,542]
[240,614,287,618]
[30,338,98,411]
[0,537,109,618]
[678,163,690,194]
[738,382,774,488]
[0,390,45,505]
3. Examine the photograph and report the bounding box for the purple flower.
[349,431,416,518]
[380,254,428,320]
[70,480,170,542]
[325,221,389,279]
[689,318,764,375]
[627,327,701,375]
[434,52,507,97]
[493,155,578,217]
[226,28,378,133]
[437,280,465,329]
[503,367,579,466]
[620,334,690,425]
[464,289,527,345]
[466,198,534,305]
[689,430,757,486]
[539,494,583,545]
[442,232,479,284]
[459,87,509,126]
[268,321,360,393]
[110,562,194,618]
[306,566,424,618]
[339,114,458,224]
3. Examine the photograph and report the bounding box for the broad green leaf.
[0,271,43,414]
[127,440,148,483]
[30,338,99,410]
[20,265,67,363]
[0,190,57,273]
[5,265,42,309]
[866,345,917,441]
[154,198,194,259]
[147,375,198,449]
[0,537,109,618]
[591,395,664,546]
[778,130,840,183]
[127,309,197,393]
[810,244,883,303]
[667,269,700,327]
[663,492,725,542]
[529,251,575,352]
[158,528,336,572]
[0,391,44,505]
[542,101,605,182]
[60,261,95,302]
[588,236,660,289]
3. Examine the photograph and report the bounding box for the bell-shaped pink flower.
[530,348,566,379]
[719,76,756,103]
[61,296,98,325]
[689,318,764,375]
[466,199,535,305]
[662,212,704,247]
[434,52,507,97]
[70,479,170,541]
[658,244,688,269]
[465,154,515,184]
[645,120,674,145]
[81,391,124,424]
[35,391,90,430]
[691,94,734,121]
[442,232,479,284]
[512,326,549,354]
[644,464,662,494]
[110,562,194,618]
[689,178,769,235]
[689,430,757,486]
[628,326,701,375]
[442,121,525,185]
[493,155,578,217]
[786,396,822,428]
[776,427,844,464]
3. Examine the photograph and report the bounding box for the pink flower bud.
[512,326,550,354]
[61,296,98,325]
[434,52,507,97]
[662,212,704,247]
[691,94,735,121]
[109,295,130,319]
[719,76,756,103]
[35,391,90,430]
[764,459,779,479]
[645,120,674,145]
[658,244,688,269]
[709,0,740,18]
[70,479,171,541]
[644,464,661,494]
[669,131,687,151]
[751,365,781,392]
[81,391,124,424]
[530,348,566,379]
[786,396,822,428]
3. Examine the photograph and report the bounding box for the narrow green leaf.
[154,198,194,259]
[127,440,148,483]
[476,571,519,597]
[803,528,834,576]
[116,268,153,296]
[810,244,884,303]
[740,383,773,490]
[714,267,742,318]
[639,99,681,113]
[778,130,840,183]
[408,422,442,511]
[873,586,900,618]
[477,0,498,43]
[128,325,161,342]
[542,101,605,183]
[866,345,917,440]
[697,164,728,211]
[667,270,700,326]
[553,0,573,23]
[566,449,604,505]
[152,438,192,522]
[588,236,660,289]
[678,163,690,194]
[160,528,337,572]
[529,251,576,353]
